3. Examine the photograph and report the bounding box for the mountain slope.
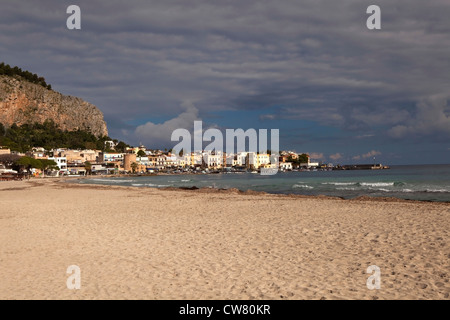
[0,75,108,137]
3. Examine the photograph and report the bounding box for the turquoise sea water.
[78,165,450,202]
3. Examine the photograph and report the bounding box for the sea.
[77,164,450,202]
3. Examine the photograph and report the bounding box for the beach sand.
[0,179,449,300]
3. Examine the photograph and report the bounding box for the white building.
[280,162,293,171]
[165,154,178,168]
[205,154,223,168]
[48,157,68,173]
[235,152,248,166]
[155,155,166,169]
[136,156,149,165]
[300,162,320,168]
[104,141,117,150]
[175,155,193,168]
[191,152,203,167]
[246,153,272,169]
[258,154,271,167]
[103,153,124,163]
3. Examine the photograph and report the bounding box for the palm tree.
[131,162,138,174]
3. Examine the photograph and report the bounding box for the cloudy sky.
[1,0,449,164]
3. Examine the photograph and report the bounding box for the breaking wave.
[91,179,134,183]
[293,184,314,189]
[360,182,395,187]
[322,182,356,186]
[132,183,171,188]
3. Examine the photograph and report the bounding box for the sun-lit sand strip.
[0,179,449,300]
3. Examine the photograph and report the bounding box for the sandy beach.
[0,179,449,300]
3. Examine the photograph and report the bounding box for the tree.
[40,159,58,177]
[0,154,21,167]
[137,150,146,158]
[85,142,97,150]
[115,141,128,153]
[298,153,310,164]
[15,156,31,174]
[16,156,43,175]
[287,153,310,165]
[0,62,50,89]
[0,122,130,153]
[131,162,138,174]
[30,158,43,171]
[84,161,92,176]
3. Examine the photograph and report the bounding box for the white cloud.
[352,150,381,161]
[309,152,324,160]
[356,134,375,139]
[351,108,411,127]
[284,107,345,126]
[259,114,276,120]
[362,150,381,159]
[329,153,343,161]
[135,105,199,146]
[388,95,450,139]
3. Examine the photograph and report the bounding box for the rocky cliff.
[0,75,108,137]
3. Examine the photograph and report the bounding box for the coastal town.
[0,142,326,178]
[0,141,391,180]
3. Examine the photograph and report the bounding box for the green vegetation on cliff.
[0,62,51,90]
[0,120,128,153]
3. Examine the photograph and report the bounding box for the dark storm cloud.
[1,0,449,155]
